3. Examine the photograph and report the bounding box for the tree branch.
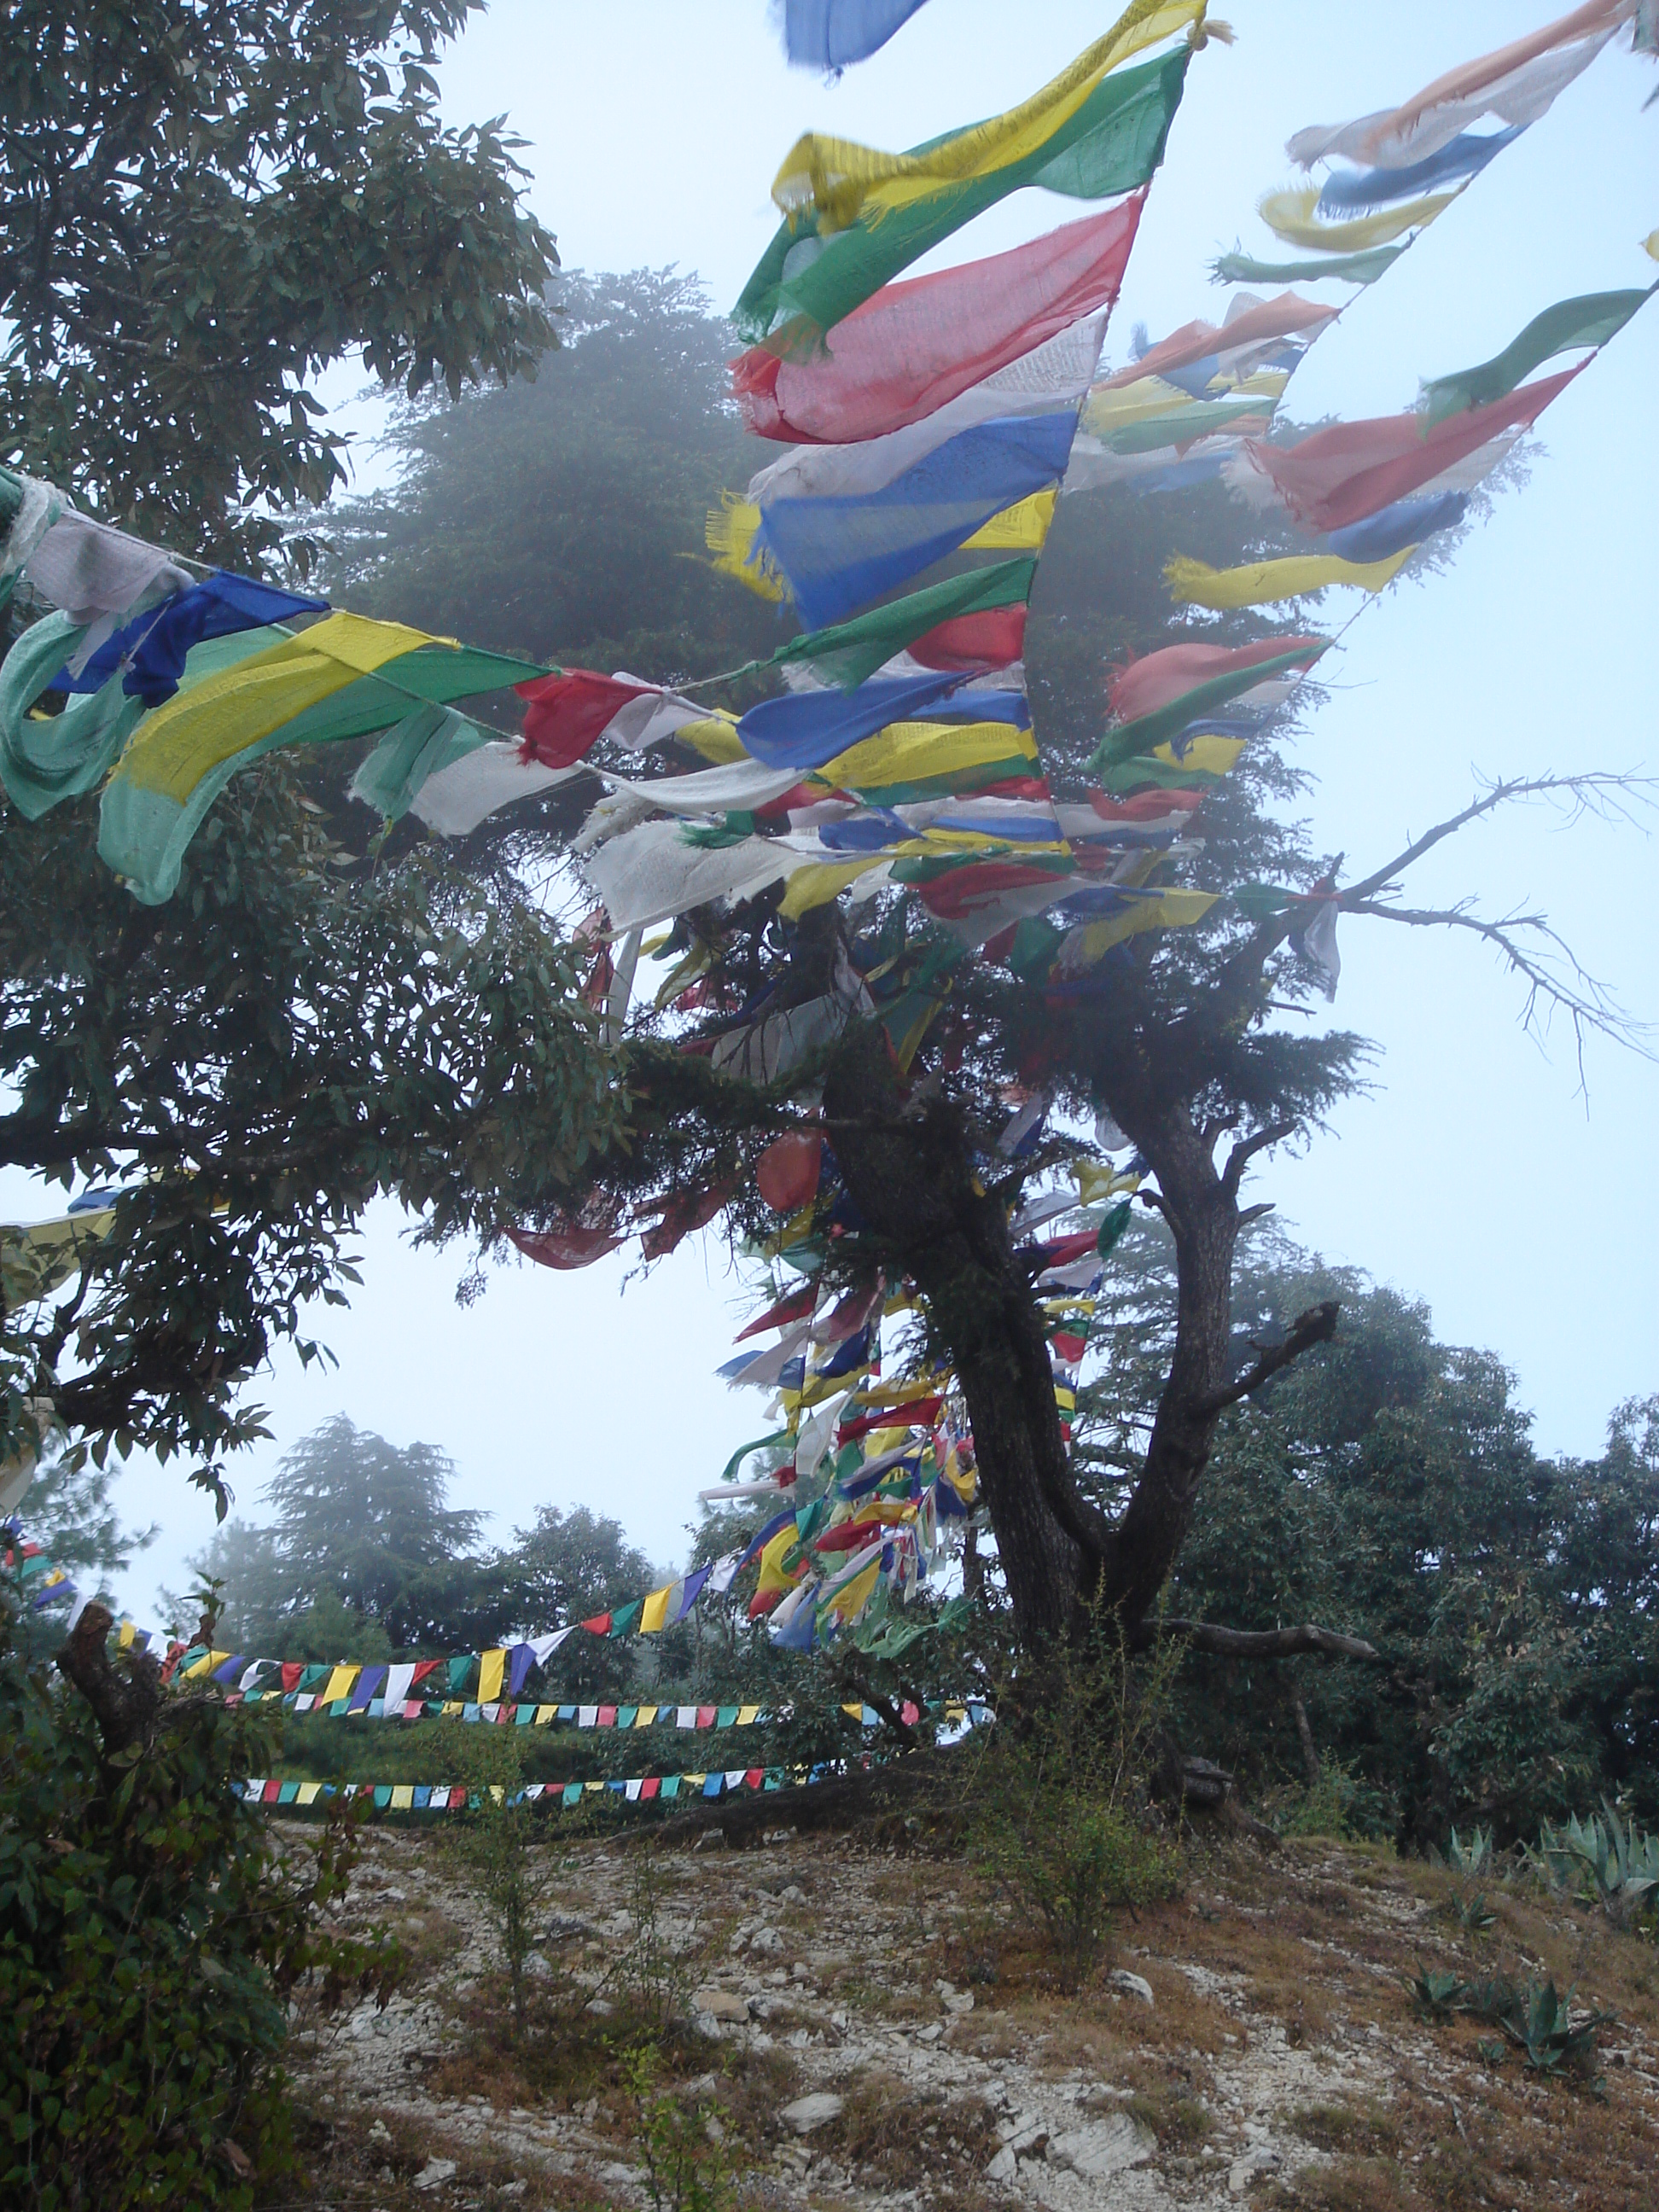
[56,1600,163,1756]
[1131,1617,1381,1662]
[1194,1301,1339,1418]
[1221,1121,1295,1198]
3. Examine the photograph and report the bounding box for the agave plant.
[1536,1802,1659,1928]
[1405,1964,1466,2018]
[1431,1825,1496,1932]
[1497,1977,1610,2081]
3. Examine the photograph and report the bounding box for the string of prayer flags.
[1418,283,1656,426]
[781,0,931,67]
[1165,545,1416,608]
[731,202,1144,445]
[734,28,1196,350]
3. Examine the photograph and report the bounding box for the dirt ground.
[271,1802,1659,2212]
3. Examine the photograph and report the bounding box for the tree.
[0,789,620,1494]
[340,272,1644,1673]
[190,1414,508,1652]
[1,0,559,568]
[1090,1223,1659,1842]
[1,1446,154,1662]
[327,267,787,679]
[0,7,617,1498]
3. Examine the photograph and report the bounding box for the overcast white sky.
[32,2,1658,1627]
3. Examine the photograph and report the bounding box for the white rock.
[750,1925,785,1953]
[943,1991,975,2015]
[691,1987,749,2023]
[1109,1968,1155,2006]
[986,2146,1018,2182]
[413,2158,457,2191]
[1047,2116,1155,2180]
[780,2092,844,2133]
[1229,2146,1280,2194]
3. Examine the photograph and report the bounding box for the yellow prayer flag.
[842,1702,866,1720]
[320,1664,358,1704]
[634,1704,660,1727]
[108,613,433,804]
[963,487,1057,551]
[1075,1160,1140,1204]
[770,1,1202,224]
[755,1522,806,1600]
[1166,546,1413,608]
[1065,889,1217,965]
[182,1648,225,1680]
[296,1782,322,1807]
[678,713,746,765]
[817,718,1039,798]
[639,1586,672,1634]
[737,1705,763,1726]
[824,1559,882,1623]
[778,855,890,919]
[391,1784,414,1811]
[477,1650,506,1704]
[535,1704,557,1725]
[705,498,786,603]
[1259,183,1458,252]
[1152,733,1244,775]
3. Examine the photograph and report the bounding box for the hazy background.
[20,1,1655,1625]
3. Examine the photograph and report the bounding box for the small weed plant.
[439,1729,562,2031]
[624,2040,736,2212]
[967,1608,1180,1993]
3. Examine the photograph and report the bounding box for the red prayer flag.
[1109,637,1327,725]
[508,1222,624,1271]
[640,1775,661,1801]
[907,602,1028,672]
[579,1611,613,1635]
[515,668,653,770]
[756,1130,824,1214]
[730,199,1144,445]
[1235,369,1580,533]
[838,1397,943,1444]
[597,1705,618,1729]
[735,1282,819,1342]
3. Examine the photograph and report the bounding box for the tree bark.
[56,1601,163,1757]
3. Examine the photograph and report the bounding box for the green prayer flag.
[735,46,1190,349]
[1233,882,1295,922]
[1088,643,1329,775]
[1097,1199,1133,1258]
[349,701,490,821]
[607,1600,643,1639]
[1097,395,1276,455]
[0,610,145,819]
[1210,245,1405,286]
[764,557,1037,690]
[268,643,546,750]
[1420,284,1656,428]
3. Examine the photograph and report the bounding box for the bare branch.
[1221,1120,1295,1197]
[1195,1301,1339,1418]
[1342,770,1656,909]
[1131,1617,1382,1662]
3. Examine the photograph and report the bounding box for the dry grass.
[836,2071,1001,2193]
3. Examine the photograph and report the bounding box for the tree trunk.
[824,1031,1086,1644]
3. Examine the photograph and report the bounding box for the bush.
[0,1620,398,2210]
[966,1615,1180,1991]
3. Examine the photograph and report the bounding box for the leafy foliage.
[327,267,788,679]
[3,1448,152,1662]
[0,782,620,1493]
[0,1631,399,2209]
[1080,1222,1659,1842]
[0,0,559,567]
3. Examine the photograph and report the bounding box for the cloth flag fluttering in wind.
[781,0,933,69]
[734,20,1196,349]
[731,201,1144,444]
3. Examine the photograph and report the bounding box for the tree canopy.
[1,0,559,568]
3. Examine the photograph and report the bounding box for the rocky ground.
[273,1802,1659,2212]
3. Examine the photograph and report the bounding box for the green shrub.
[967,1615,1180,1992]
[0,1626,398,2210]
